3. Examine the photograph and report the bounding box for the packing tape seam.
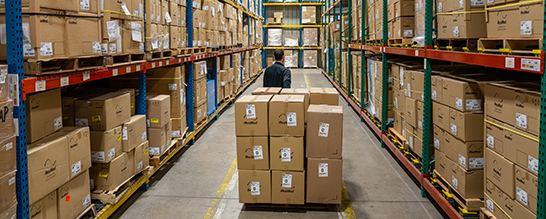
[403,89,424,94]
[405,127,423,142]
[436,0,542,15]
[394,109,405,119]
[484,119,538,142]
[484,193,513,219]
[101,10,144,18]
[373,97,394,107]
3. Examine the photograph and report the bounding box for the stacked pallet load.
[482,82,538,218]
[102,1,145,59]
[285,50,299,68]
[233,53,242,91]
[303,24,319,68]
[219,55,236,102]
[193,61,209,127]
[351,52,362,102]
[0,65,17,219]
[350,0,362,42]
[436,0,486,50]
[146,94,173,162]
[387,0,414,45]
[369,59,394,124]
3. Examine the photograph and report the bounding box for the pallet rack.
[5,0,263,218]
[322,0,545,218]
[261,0,322,68]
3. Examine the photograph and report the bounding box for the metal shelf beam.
[263,2,322,5]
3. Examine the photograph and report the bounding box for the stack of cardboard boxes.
[484,0,542,39]
[233,53,242,90]
[387,0,414,42]
[146,94,172,157]
[267,12,283,24]
[268,29,283,46]
[301,6,317,24]
[193,61,209,126]
[431,75,485,203]
[145,0,186,51]
[0,65,16,219]
[436,0,486,39]
[284,50,298,68]
[101,0,145,56]
[219,55,236,100]
[483,82,538,218]
[350,52,362,101]
[371,59,394,124]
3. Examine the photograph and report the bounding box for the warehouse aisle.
[113,69,443,219]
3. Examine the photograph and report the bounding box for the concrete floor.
[112,69,445,219]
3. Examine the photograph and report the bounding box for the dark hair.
[274,49,284,61]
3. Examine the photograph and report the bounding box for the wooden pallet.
[479,208,496,219]
[104,53,145,66]
[388,38,413,46]
[76,204,96,219]
[178,48,194,55]
[91,167,149,205]
[149,138,180,166]
[388,128,407,146]
[433,170,484,212]
[194,47,207,54]
[435,38,478,51]
[478,38,542,55]
[24,55,106,76]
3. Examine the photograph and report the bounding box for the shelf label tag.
[152,62,156,68]
[83,71,90,81]
[136,65,141,71]
[505,57,515,68]
[166,60,170,65]
[415,50,419,57]
[34,80,46,92]
[521,58,540,72]
[112,69,118,76]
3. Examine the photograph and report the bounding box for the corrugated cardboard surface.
[147,95,171,128]
[236,137,269,170]
[122,115,147,152]
[148,121,171,156]
[90,126,123,163]
[235,95,272,137]
[306,158,342,204]
[134,141,150,173]
[74,91,130,131]
[450,161,483,199]
[90,152,134,191]
[306,105,343,159]
[59,127,91,179]
[0,136,16,177]
[270,137,304,171]
[0,171,16,213]
[268,95,306,137]
[271,170,305,205]
[486,148,515,199]
[57,169,91,219]
[29,191,57,219]
[515,165,537,212]
[238,170,271,204]
[309,88,339,106]
[26,88,62,143]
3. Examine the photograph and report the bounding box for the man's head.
[274,49,284,62]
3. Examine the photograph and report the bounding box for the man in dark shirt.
[263,49,291,88]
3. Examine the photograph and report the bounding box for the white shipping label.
[139,42,144,52]
[287,112,297,126]
[172,130,181,138]
[8,177,14,185]
[165,12,172,23]
[450,123,457,135]
[82,194,91,209]
[151,34,159,49]
[486,196,494,212]
[245,104,256,119]
[0,76,4,85]
[141,132,146,141]
[517,186,528,206]
[91,151,105,161]
[169,83,178,90]
[456,98,463,109]
[521,21,532,35]
[281,148,291,162]
[459,0,464,7]
[318,122,330,137]
[434,138,440,149]
[92,41,101,53]
[137,161,143,172]
[438,2,443,12]
[121,2,131,15]
[469,158,484,168]
[71,160,82,176]
[452,176,458,189]
[106,20,121,42]
[122,127,128,140]
[250,182,260,195]
[54,116,62,130]
[458,154,466,167]
[282,174,292,188]
[75,118,88,127]
[108,148,116,160]
[403,30,413,37]
[486,134,494,148]
[23,43,35,57]
[394,97,398,109]
[453,26,459,37]
[418,120,423,129]
[149,147,160,155]
[109,43,117,54]
[516,113,528,129]
[253,146,263,160]
[409,136,414,149]
[3,142,12,151]
[466,99,481,110]
[40,42,53,56]
[432,90,437,100]
[471,0,484,5]
[318,163,328,177]
[131,22,142,42]
[529,155,539,174]
[163,34,169,49]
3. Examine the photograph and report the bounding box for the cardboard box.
[26,89,62,143]
[485,83,516,126]
[274,12,283,18]
[515,165,537,212]
[0,136,15,177]
[301,6,316,24]
[194,77,207,107]
[306,105,343,159]
[405,97,418,128]
[486,148,515,199]
[503,122,539,175]
[251,87,282,95]
[450,162,483,199]
[306,158,342,204]
[432,76,443,102]
[302,28,318,46]
[134,140,149,173]
[62,96,78,127]
[234,95,272,137]
[65,12,102,57]
[279,89,310,120]
[90,126,123,163]
[285,35,298,47]
[74,91,131,131]
[271,170,305,205]
[146,66,186,118]
[448,107,484,142]
[238,170,271,203]
[270,137,304,171]
[59,127,91,179]
[309,88,339,105]
[487,3,542,38]
[513,89,540,136]
[444,134,484,170]
[57,169,91,219]
[194,60,207,80]
[236,136,269,170]
[268,95,306,137]
[435,149,449,179]
[0,171,16,213]
[90,152,134,191]
[122,115,147,152]
[148,121,172,156]
[441,77,483,112]
[303,50,318,68]
[485,178,536,219]
[392,17,414,38]
[437,10,487,39]
[29,191,57,219]
[0,65,6,102]
[28,135,69,204]
[484,116,507,155]
[147,95,170,129]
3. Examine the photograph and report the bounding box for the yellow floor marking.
[204,157,237,219]
[305,74,312,88]
[342,180,356,219]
